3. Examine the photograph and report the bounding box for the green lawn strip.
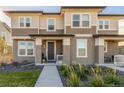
[0,70,41,87]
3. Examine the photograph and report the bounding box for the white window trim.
[18,16,31,28]
[76,39,88,58]
[47,18,56,32]
[18,41,35,57]
[104,42,108,52]
[98,20,110,30]
[71,13,91,28]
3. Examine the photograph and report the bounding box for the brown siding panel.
[66,26,96,34]
[98,30,118,35]
[39,29,64,34]
[12,28,38,36]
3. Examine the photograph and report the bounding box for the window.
[19,17,31,27]
[47,19,55,31]
[77,39,87,57]
[18,41,34,56]
[98,20,109,30]
[72,14,80,27]
[72,14,90,28]
[104,42,107,52]
[82,14,90,27]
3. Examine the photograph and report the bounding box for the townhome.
[4,6,124,65]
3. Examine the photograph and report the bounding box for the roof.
[98,14,124,16]
[93,34,124,38]
[29,34,74,37]
[61,6,106,9]
[4,11,43,13]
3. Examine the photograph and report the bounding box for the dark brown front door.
[48,42,54,60]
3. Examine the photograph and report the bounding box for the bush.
[68,71,80,87]
[60,64,69,77]
[12,61,19,67]
[104,75,121,85]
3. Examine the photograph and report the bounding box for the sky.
[1,6,124,26]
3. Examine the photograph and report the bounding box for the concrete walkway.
[35,65,63,87]
[98,64,124,72]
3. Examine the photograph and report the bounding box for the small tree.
[0,36,8,64]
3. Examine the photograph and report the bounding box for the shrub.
[104,75,121,85]
[68,71,80,87]
[0,62,6,67]
[60,64,69,77]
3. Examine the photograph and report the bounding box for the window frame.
[18,41,35,57]
[71,13,91,28]
[19,16,31,28]
[98,20,110,30]
[47,18,56,32]
[76,39,88,58]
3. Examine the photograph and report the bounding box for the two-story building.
[4,6,124,65]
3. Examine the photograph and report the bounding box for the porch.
[94,34,124,65]
[30,34,74,65]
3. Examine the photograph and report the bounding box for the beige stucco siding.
[11,14,39,28]
[65,12,97,26]
[40,15,64,29]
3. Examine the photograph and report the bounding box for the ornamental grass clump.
[68,67,80,87]
[90,66,105,87]
[60,64,69,77]
[103,69,121,86]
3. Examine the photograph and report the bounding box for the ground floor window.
[76,39,87,57]
[18,41,34,56]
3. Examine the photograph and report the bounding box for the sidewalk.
[35,65,63,87]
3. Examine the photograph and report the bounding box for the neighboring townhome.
[4,6,124,65]
[0,21,12,63]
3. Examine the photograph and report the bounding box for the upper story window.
[19,17,31,27]
[72,14,80,27]
[72,14,90,28]
[98,20,110,30]
[47,18,56,31]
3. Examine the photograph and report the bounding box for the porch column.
[63,38,71,65]
[95,38,104,64]
[35,38,42,65]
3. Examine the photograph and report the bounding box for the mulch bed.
[0,62,44,72]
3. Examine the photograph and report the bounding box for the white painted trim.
[64,13,66,34]
[75,34,92,37]
[104,41,108,52]
[12,36,31,39]
[76,39,88,58]
[98,20,110,30]
[18,41,35,57]
[47,18,56,32]
[71,13,91,28]
[18,16,32,28]
[46,41,56,61]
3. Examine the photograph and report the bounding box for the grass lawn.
[0,70,41,87]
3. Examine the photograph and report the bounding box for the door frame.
[46,41,56,61]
